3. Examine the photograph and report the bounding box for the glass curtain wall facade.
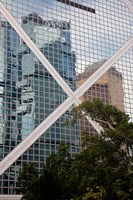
[0,0,133,198]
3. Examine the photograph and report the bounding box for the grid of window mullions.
[0,0,133,197]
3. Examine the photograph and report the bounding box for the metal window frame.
[0,0,133,200]
[124,0,133,13]
[0,2,102,133]
[0,1,133,176]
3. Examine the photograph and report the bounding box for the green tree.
[17,163,40,200]
[70,99,133,200]
[18,100,133,200]
[18,144,73,200]
[82,186,106,200]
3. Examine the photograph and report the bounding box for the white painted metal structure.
[0,2,102,133]
[0,0,133,199]
[124,0,133,12]
[0,2,133,175]
[0,195,22,200]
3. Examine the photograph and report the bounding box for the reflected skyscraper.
[77,60,124,139]
[0,13,80,193]
[0,21,21,157]
[0,13,79,156]
[0,13,80,194]
[16,13,79,149]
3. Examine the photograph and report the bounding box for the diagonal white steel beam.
[0,195,22,200]
[0,2,74,98]
[124,0,133,13]
[0,96,75,175]
[0,1,132,199]
[0,0,133,197]
[0,35,132,175]
[0,2,102,133]
[74,37,133,99]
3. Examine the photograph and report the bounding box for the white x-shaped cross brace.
[0,0,133,176]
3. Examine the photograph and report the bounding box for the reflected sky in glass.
[1,0,132,68]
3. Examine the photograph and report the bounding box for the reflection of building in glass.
[0,21,21,157]
[0,13,79,194]
[17,13,79,148]
[77,60,124,136]
[0,21,22,194]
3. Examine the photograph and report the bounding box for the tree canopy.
[18,99,133,200]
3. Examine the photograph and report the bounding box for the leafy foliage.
[18,100,133,200]
[18,144,73,200]
[82,186,106,200]
[18,163,40,200]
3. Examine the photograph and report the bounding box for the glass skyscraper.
[0,0,133,199]
[0,10,80,195]
[0,21,20,152]
[17,13,78,142]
